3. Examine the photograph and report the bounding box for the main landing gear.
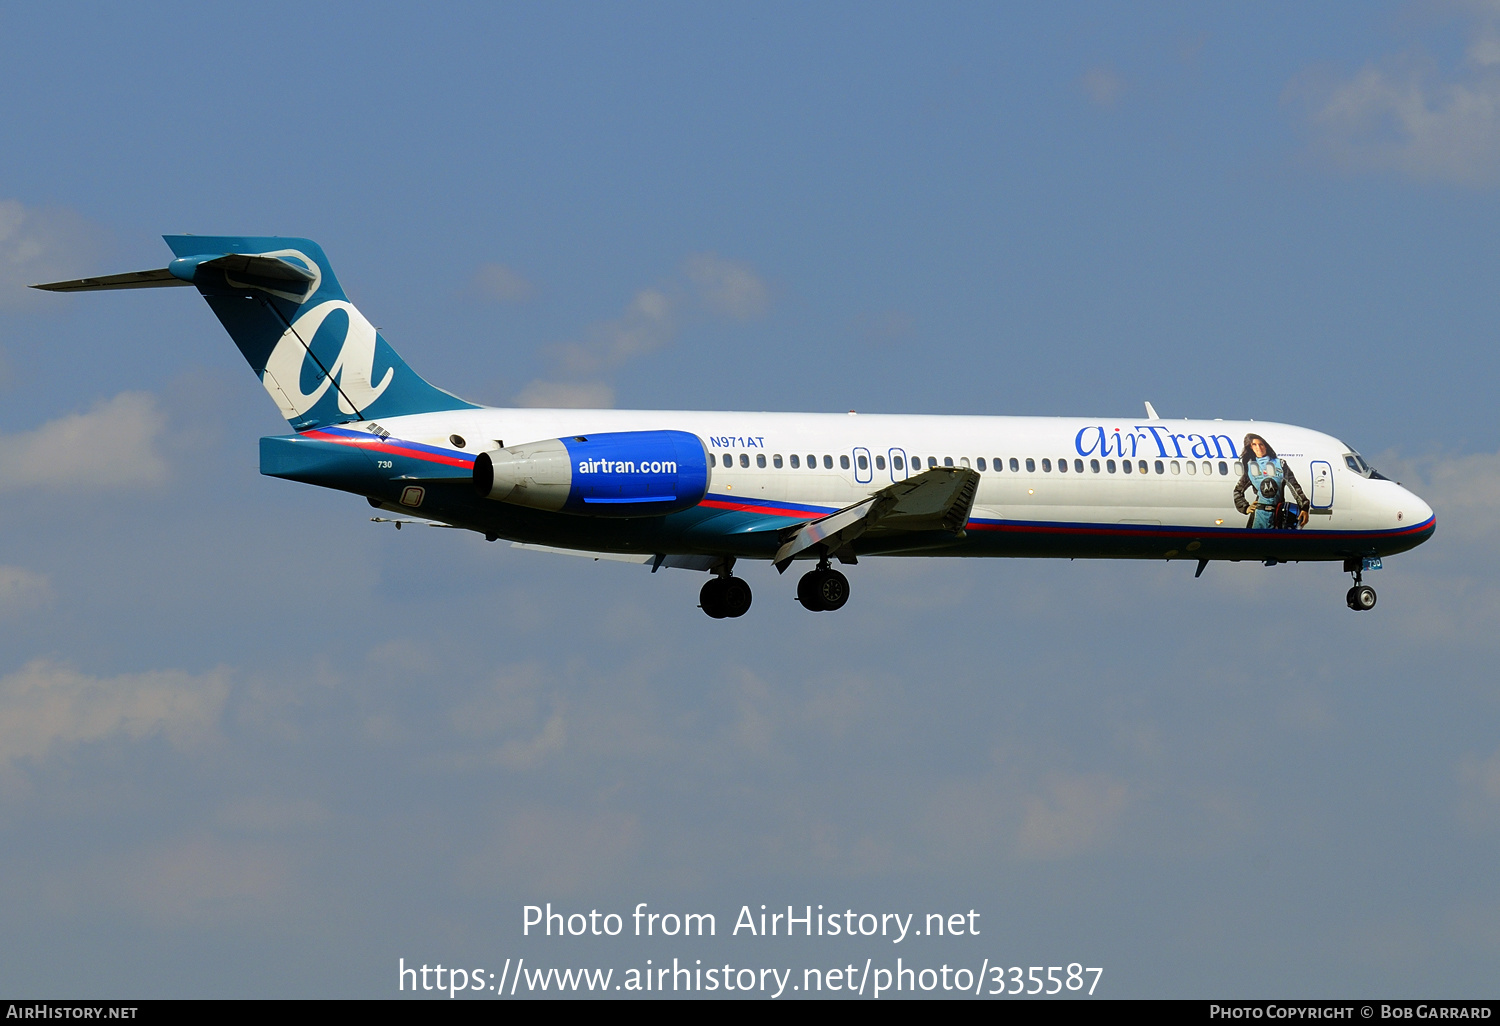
[700,573,752,619]
[797,559,850,612]
[1344,558,1377,612]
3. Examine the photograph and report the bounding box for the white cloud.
[450,661,568,767]
[547,288,676,376]
[1290,9,1500,185]
[0,198,103,309]
[0,658,229,768]
[1014,773,1130,860]
[1408,449,1500,546]
[0,566,52,618]
[116,835,294,924]
[0,391,168,489]
[525,254,765,404]
[464,807,643,895]
[683,253,769,319]
[1080,65,1124,109]
[515,379,615,408]
[214,796,327,833]
[472,262,536,303]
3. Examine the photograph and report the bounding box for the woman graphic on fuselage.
[1234,433,1309,530]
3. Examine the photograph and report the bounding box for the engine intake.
[474,430,710,517]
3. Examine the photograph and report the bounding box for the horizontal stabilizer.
[774,466,979,571]
[31,268,192,292]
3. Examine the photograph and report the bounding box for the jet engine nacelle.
[473,430,711,517]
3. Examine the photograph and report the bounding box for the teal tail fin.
[34,235,476,430]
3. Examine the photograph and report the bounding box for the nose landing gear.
[1343,558,1377,611]
[797,559,850,612]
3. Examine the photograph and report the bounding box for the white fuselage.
[364,407,1430,545]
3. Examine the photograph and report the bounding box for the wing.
[511,543,724,572]
[773,467,980,571]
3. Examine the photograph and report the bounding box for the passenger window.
[807,455,816,468]
[757,454,767,468]
[976,458,986,471]
[1185,460,1196,476]
[1122,460,1132,474]
[1010,458,1020,472]
[893,455,904,471]
[1202,461,1212,476]
[928,457,937,468]
[1221,461,1231,475]
[740,453,750,468]
[1075,459,1084,473]
[993,457,1003,470]
[823,455,833,469]
[1042,458,1052,472]
[1090,459,1100,473]
[959,456,970,468]
[1057,458,1067,472]
[774,454,783,469]
[1106,459,1116,473]
[1170,460,1180,475]
[1154,460,1164,475]
[857,454,868,471]
[790,454,800,469]
[875,455,886,470]
[1025,458,1035,472]
[708,453,717,467]
[943,456,953,467]
[840,455,850,470]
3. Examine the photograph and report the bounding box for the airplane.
[34,236,1435,618]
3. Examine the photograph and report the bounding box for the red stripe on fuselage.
[301,429,475,468]
[698,497,830,519]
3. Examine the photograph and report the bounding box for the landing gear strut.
[700,571,752,618]
[1344,558,1377,612]
[797,559,850,612]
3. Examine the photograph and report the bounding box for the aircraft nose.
[1398,485,1435,537]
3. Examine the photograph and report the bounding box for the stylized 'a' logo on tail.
[262,299,395,421]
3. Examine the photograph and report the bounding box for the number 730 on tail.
[36,236,1433,618]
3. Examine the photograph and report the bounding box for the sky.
[2,1,1499,999]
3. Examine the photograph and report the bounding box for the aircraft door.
[1310,460,1333,509]
[852,447,873,484]
[888,448,908,481]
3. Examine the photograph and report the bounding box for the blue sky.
[2,2,1499,998]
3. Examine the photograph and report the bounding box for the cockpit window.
[1341,450,1390,481]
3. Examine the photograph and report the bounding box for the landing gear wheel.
[700,578,728,618]
[817,569,849,611]
[700,576,751,618]
[797,568,850,611]
[1346,584,1377,611]
[797,570,823,610]
[721,577,752,618]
